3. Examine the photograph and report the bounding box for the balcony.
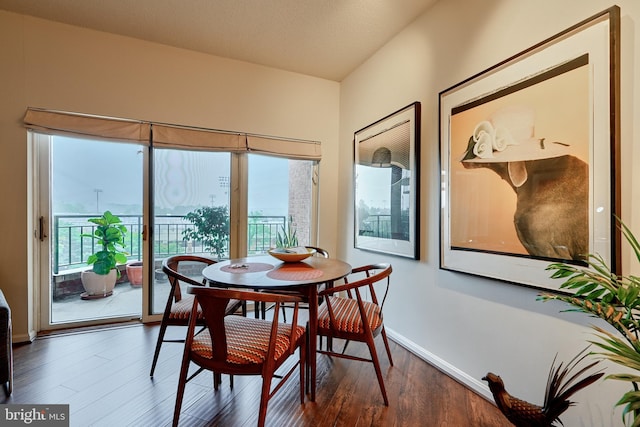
[52,214,286,299]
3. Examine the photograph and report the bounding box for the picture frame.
[439,6,620,291]
[354,102,421,259]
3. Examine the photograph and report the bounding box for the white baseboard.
[386,327,494,403]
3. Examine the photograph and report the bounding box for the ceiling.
[0,0,438,81]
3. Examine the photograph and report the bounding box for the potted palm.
[80,211,129,299]
[539,219,640,426]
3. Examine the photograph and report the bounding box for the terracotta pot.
[126,262,143,287]
[80,269,117,298]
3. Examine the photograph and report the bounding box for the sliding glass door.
[150,148,231,315]
[30,109,320,330]
[40,135,145,329]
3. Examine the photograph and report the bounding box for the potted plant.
[126,261,143,287]
[80,211,129,299]
[276,215,299,248]
[268,216,315,262]
[182,205,229,260]
[539,219,640,426]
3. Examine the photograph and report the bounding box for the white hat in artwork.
[460,105,571,163]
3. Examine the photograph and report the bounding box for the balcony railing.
[359,214,410,240]
[53,214,286,274]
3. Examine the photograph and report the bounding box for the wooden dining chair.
[315,263,393,405]
[277,246,330,322]
[173,286,306,427]
[149,255,245,377]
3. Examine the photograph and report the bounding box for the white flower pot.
[80,269,117,299]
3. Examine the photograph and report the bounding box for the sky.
[52,135,288,216]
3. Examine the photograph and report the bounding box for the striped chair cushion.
[192,316,305,365]
[318,296,382,334]
[169,294,203,320]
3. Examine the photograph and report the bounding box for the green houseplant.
[182,206,229,260]
[276,215,298,249]
[80,211,129,298]
[540,219,640,426]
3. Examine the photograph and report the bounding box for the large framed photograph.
[439,7,620,290]
[354,102,420,259]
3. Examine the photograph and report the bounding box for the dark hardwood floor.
[4,322,510,426]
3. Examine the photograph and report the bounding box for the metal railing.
[359,214,410,240]
[53,214,286,274]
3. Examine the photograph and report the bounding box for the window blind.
[246,135,321,161]
[23,108,150,143]
[24,108,321,159]
[151,124,245,152]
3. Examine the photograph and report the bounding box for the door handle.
[39,216,47,241]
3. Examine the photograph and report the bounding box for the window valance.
[23,108,321,160]
[247,135,321,161]
[23,108,150,143]
[152,124,245,152]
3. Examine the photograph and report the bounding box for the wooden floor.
[4,322,510,426]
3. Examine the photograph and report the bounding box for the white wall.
[0,11,340,342]
[339,0,640,425]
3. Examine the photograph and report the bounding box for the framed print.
[354,102,420,259]
[439,6,620,290]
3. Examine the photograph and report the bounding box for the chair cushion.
[170,295,240,320]
[318,296,382,334]
[191,316,305,365]
[169,294,203,320]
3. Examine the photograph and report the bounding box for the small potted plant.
[268,216,314,262]
[80,211,129,299]
[182,205,229,260]
[276,215,299,249]
[126,261,143,287]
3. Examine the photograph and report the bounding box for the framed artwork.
[439,7,620,290]
[354,102,421,259]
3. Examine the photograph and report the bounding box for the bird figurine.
[483,347,604,427]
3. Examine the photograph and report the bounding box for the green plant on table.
[81,210,128,277]
[539,219,640,426]
[276,215,298,248]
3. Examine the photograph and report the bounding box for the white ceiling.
[0,0,438,81]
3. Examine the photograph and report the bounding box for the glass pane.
[152,148,230,315]
[247,154,313,254]
[50,136,143,324]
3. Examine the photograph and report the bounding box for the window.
[26,109,320,324]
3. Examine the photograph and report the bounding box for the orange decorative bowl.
[268,247,316,262]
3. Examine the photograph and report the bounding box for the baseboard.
[386,327,494,403]
[14,331,36,344]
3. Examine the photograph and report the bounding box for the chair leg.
[150,321,169,377]
[172,349,191,427]
[258,375,273,427]
[299,340,306,404]
[281,305,287,323]
[380,327,394,366]
[366,335,389,406]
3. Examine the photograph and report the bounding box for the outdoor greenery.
[539,219,640,426]
[81,211,129,276]
[182,205,230,259]
[275,215,298,248]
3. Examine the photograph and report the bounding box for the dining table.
[201,254,352,401]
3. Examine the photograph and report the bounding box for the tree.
[182,206,229,259]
